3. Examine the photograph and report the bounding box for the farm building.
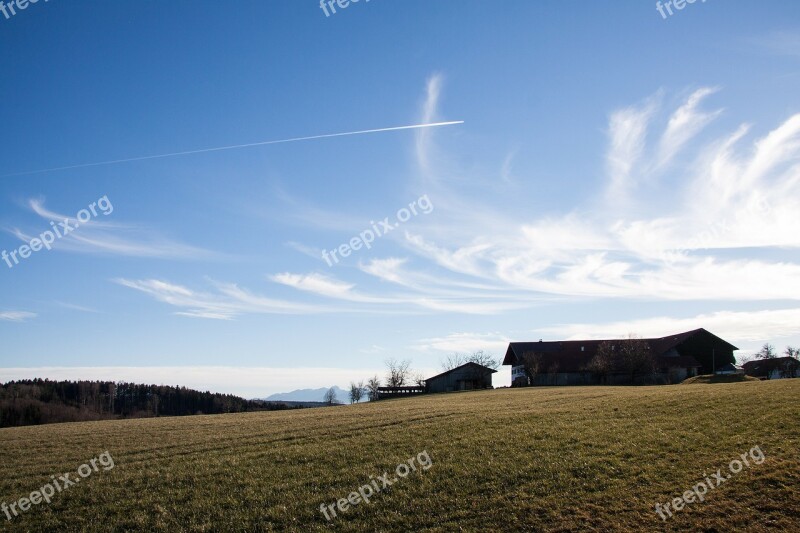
[376,362,497,400]
[425,362,497,393]
[504,328,738,386]
[742,357,800,380]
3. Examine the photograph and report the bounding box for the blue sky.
[2,0,800,397]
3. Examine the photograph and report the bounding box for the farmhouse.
[742,357,800,380]
[504,328,738,386]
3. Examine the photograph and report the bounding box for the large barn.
[503,328,738,386]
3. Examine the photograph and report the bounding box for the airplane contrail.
[2,120,464,177]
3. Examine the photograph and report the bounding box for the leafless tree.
[366,376,381,401]
[412,372,427,388]
[780,348,799,378]
[349,381,364,404]
[441,353,467,371]
[615,336,654,384]
[520,352,542,386]
[323,387,338,405]
[467,350,500,370]
[757,343,777,359]
[385,358,412,388]
[779,359,799,378]
[442,351,500,371]
[587,344,613,384]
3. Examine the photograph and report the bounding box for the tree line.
[0,379,303,428]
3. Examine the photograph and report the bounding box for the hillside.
[1,381,798,531]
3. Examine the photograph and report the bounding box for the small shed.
[425,362,497,393]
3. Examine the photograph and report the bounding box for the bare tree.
[323,387,338,405]
[757,343,777,359]
[785,346,799,359]
[349,381,364,404]
[615,336,654,384]
[412,372,427,388]
[587,343,613,384]
[385,358,412,388]
[779,358,799,378]
[366,376,381,401]
[442,351,500,371]
[467,350,500,370]
[441,353,467,371]
[520,352,542,386]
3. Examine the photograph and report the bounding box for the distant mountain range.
[262,385,348,403]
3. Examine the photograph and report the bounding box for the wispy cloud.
[413,332,510,354]
[606,92,660,201]
[117,80,800,342]
[416,73,445,177]
[115,278,335,320]
[657,87,722,168]
[392,83,800,305]
[54,302,100,313]
[7,198,215,260]
[0,311,36,322]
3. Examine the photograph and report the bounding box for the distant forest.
[0,379,304,428]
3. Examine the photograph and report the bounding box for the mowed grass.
[1,381,798,532]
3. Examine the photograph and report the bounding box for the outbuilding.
[425,362,497,393]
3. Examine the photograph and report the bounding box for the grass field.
[682,374,761,384]
[1,380,798,532]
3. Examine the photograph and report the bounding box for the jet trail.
[3,120,464,177]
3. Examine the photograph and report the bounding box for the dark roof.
[742,357,800,374]
[425,362,497,383]
[503,329,735,372]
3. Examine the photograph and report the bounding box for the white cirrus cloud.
[5,198,216,260]
[0,311,37,322]
[413,332,511,354]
